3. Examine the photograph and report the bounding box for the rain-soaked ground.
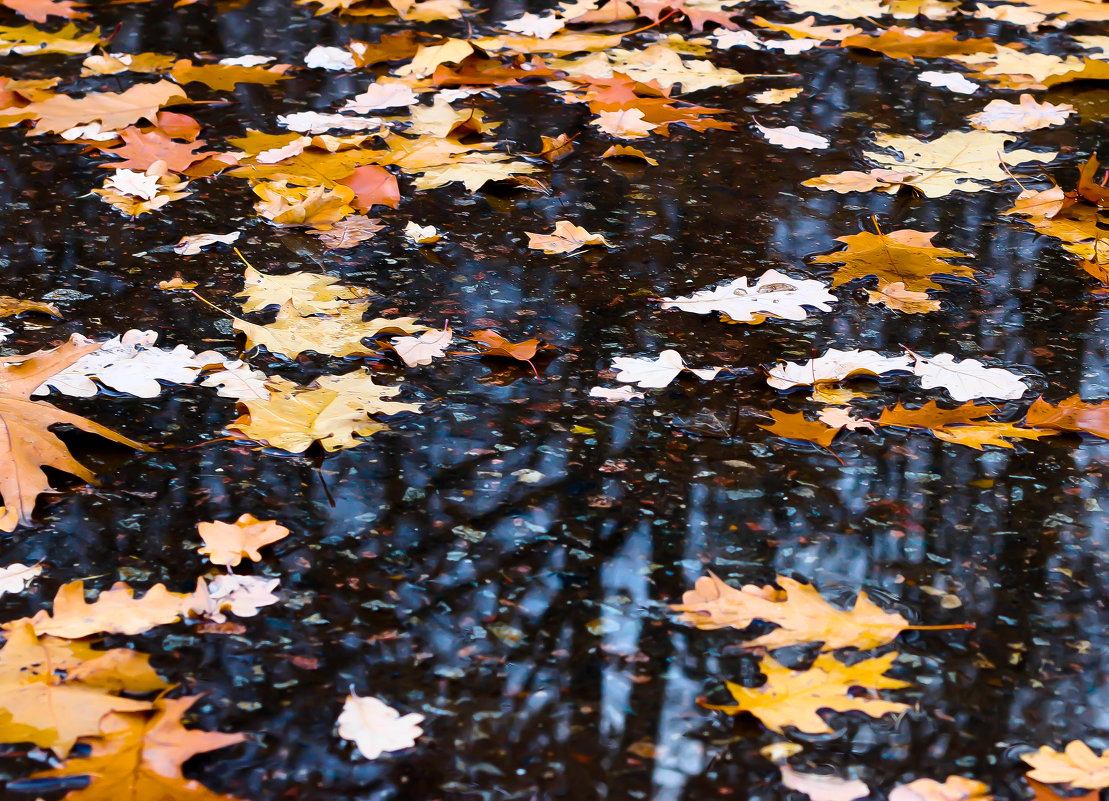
[2,1,1109,800]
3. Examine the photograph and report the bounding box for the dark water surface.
[1,1,1108,800]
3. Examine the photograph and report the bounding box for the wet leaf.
[197,514,290,567]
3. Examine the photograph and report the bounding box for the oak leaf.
[99,127,214,172]
[660,269,837,324]
[967,94,1074,132]
[196,574,280,622]
[810,229,973,292]
[758,410,841,448]
[169,59,290,91]
[28,696,245,801]
[890,776,992,801]
[1025,396,1109,439]
[0,622,165,756]
[767,349,913,391]
[9,580,203,639]
[841,27,995,62]
[703,652,910,734]
[197,514,289,567]
[755,122,829,150]
[0,296,60,318]
[879,401,1049,449]
[611,349,722,388]
[674,573,918,650]
[0,562,40,596]
[0,336,150,531]
[908,351,1028,402]
[230,371,422,453]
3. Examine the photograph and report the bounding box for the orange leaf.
[197,514,290,567]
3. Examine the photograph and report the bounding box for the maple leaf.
[8,579,203,638]
[1024,742,1109,790]
[338,693,425,759]
[28,696,245,801]
[592,107,656,138]
[758,410,841,448]
[309,216,384,249]
[660,269,837,324]
[879,401,1049,450]
[234,302,426,360]
[411,158,541,192]
[229,371,422,453]
[197,514,289,567]
[673,573,935,650]
[1,0,86,22]
[0,336,151,531]
[809,229,973,292]
[0,80,188,134]
[841,27,995,62]
[236,266,372,315]
[702,652,910,734]
[1025,396,1109,439]
[99,127,214,172]
[805,131,1056,198]
[253,181,355,227]
[392,326,453,367]
[0,622,164,756]
[526,220,613,254]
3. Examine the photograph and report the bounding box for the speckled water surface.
[1,1,1108,800]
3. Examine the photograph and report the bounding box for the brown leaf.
[197,514,289,567]
[758,410,841,448]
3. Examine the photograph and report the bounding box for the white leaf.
[256,137,311,164]
[503,12,566,38]
[918,71,978,94]
[713,30,763,49]
[0,563,41,597]
[305,45,356,71]
[404,222,440,243]
[200,359,269,400]
[220,55,275,66]
[61,122,119,141]
[780,765,870,801]
[197,574,280,622]
[767,349,913,390]
[611,350,722,388]
[589,385,646,401]
[173,231,241,255]
[764,38,820,54]
[343,83,420,112]
[278,112,385,134]
[32,330,212,398]
[105,168,161,200]
[967,93,1074,132]
[660,269,837,323]
[755,122,829,150]
[910,352,1028,402]
[392,326,452,367]
[338,693,425,760]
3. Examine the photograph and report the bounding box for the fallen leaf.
[1025,396,1109,439]
[197,514,289,567]
[0,336,150,531]
[702,652,910,734]
[612,349,722,388]
[660,269,837,324]
[809,229,973,292]
[0,563,41,596]
[9,580,202,638]
[1,80,188,134]
[890,776,992,801]
[758,410,841,448]
[196,574,280,622]
[673,573,916,650]
[28,696,245,800]
[229,371,422,452]
[754,121,829,150]
[526,220,613,254]
[338,693,425,759]
[235,302,425,359]
[309,216,384,249]
[392,325,452,367]
[909,351,1028,402]
[404,221,440,243]
[1024,742,1109,790]
[0,622,164,756]
[967,94,1074,132]
[780,764,870,801]
[173,231,240,255]
[767,349,913,391]
[236,266,372,315]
